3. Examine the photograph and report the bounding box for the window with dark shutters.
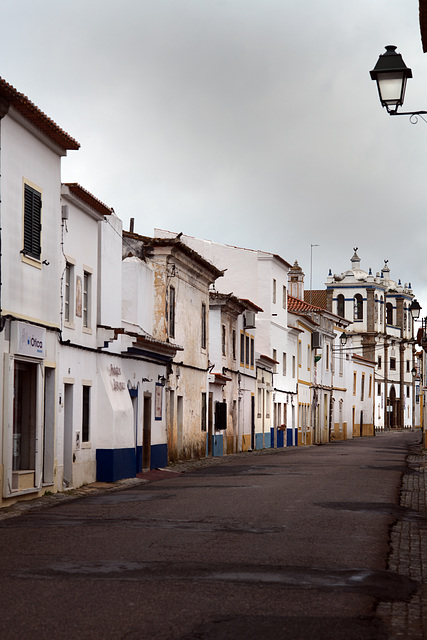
[23,184,42,260]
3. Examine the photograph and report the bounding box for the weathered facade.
[123,232,223,461]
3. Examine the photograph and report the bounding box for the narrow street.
[0,431,424,639]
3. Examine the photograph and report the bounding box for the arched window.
[403,304,407,331]
[380,296,384,325]
[386,302,393,325]
[375,295,378,324]
[337,294,345,318]
[354,294,363,320]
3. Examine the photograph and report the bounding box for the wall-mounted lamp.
[339,332,348,347]
[157,375,166,386]
[370,46,427,122]
[410,299,422,319]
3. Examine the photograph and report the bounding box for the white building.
[0,76,79,503]
[155,229,297,449]
[326,250,416,432]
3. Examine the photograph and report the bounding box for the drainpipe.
[0,99,9,332]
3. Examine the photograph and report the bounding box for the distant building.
[323,250,416,432]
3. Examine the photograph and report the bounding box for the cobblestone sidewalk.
[377,443,427,638]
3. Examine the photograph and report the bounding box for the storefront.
[2,321,55,498]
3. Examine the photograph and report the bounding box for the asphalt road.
[0,431,419,639]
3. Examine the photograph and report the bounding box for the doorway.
[13,361,37,473]
[63,383,73,488]
[143,394,152,470]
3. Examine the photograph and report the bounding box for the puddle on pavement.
[19,561,417,601]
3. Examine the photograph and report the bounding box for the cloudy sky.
[2,0,427,308]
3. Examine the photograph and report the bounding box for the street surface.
[0,431,423,639]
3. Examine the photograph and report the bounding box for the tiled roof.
[0,76,80,151]
[287,294,322,313]
[304,290,327,309]
[64,183,113,217]
[123,230,224,280]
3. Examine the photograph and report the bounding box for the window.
[273,349,277,373]
[386,302,393,325]
[326,344,330,370]
[390,357,396,371]
[298,341,302,367]
[82,385,91,442]
[222,325,226,356]
[283,286,287,309]
[232,330,236,361]
[83,271,91,328]
[201,393,207,431]
[369,375,372,398]
[377,356,382,369]
[273,279,277,304]
[354,294,363,320]
[307,346,311,370]
[406,385,410,398]
[64,262,73,323]
[169,286,176,339]
[375,295,378,324]
[283,353,287,376]
[353,372,357,395]
[406,360,410,373]
[378,383,381,396]
[241,333,254,368]
[292,355,296,378]
[201,302,206,349]
[23,182,42,260]
[337,294,345,318]
[361,373,365,401]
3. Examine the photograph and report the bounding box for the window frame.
[23,181,42,262]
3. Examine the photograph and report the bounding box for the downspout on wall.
[0,98,10,332]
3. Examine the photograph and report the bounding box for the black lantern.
[410,299,422,320]
[339,332,347,347]
[370,45,412,114]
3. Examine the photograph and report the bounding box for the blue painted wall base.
[97,444,168,482]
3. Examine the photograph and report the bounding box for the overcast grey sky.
[2,0,427,309]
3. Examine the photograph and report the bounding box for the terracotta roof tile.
[64,183,113,217]
[304,290,327,309]
[0,76,80,151]
[288,294,322,313]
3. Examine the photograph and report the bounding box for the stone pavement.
[1,440,427,639]
[376,441,427,639]
[0,446,281,521]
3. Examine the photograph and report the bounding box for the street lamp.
[410,299,422,320]
[370,46,427,120]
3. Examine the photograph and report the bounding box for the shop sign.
[12,321,46,359]
[155,383,163,420]
[108,364,126,391]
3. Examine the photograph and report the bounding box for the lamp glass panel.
[377,72,406,106]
